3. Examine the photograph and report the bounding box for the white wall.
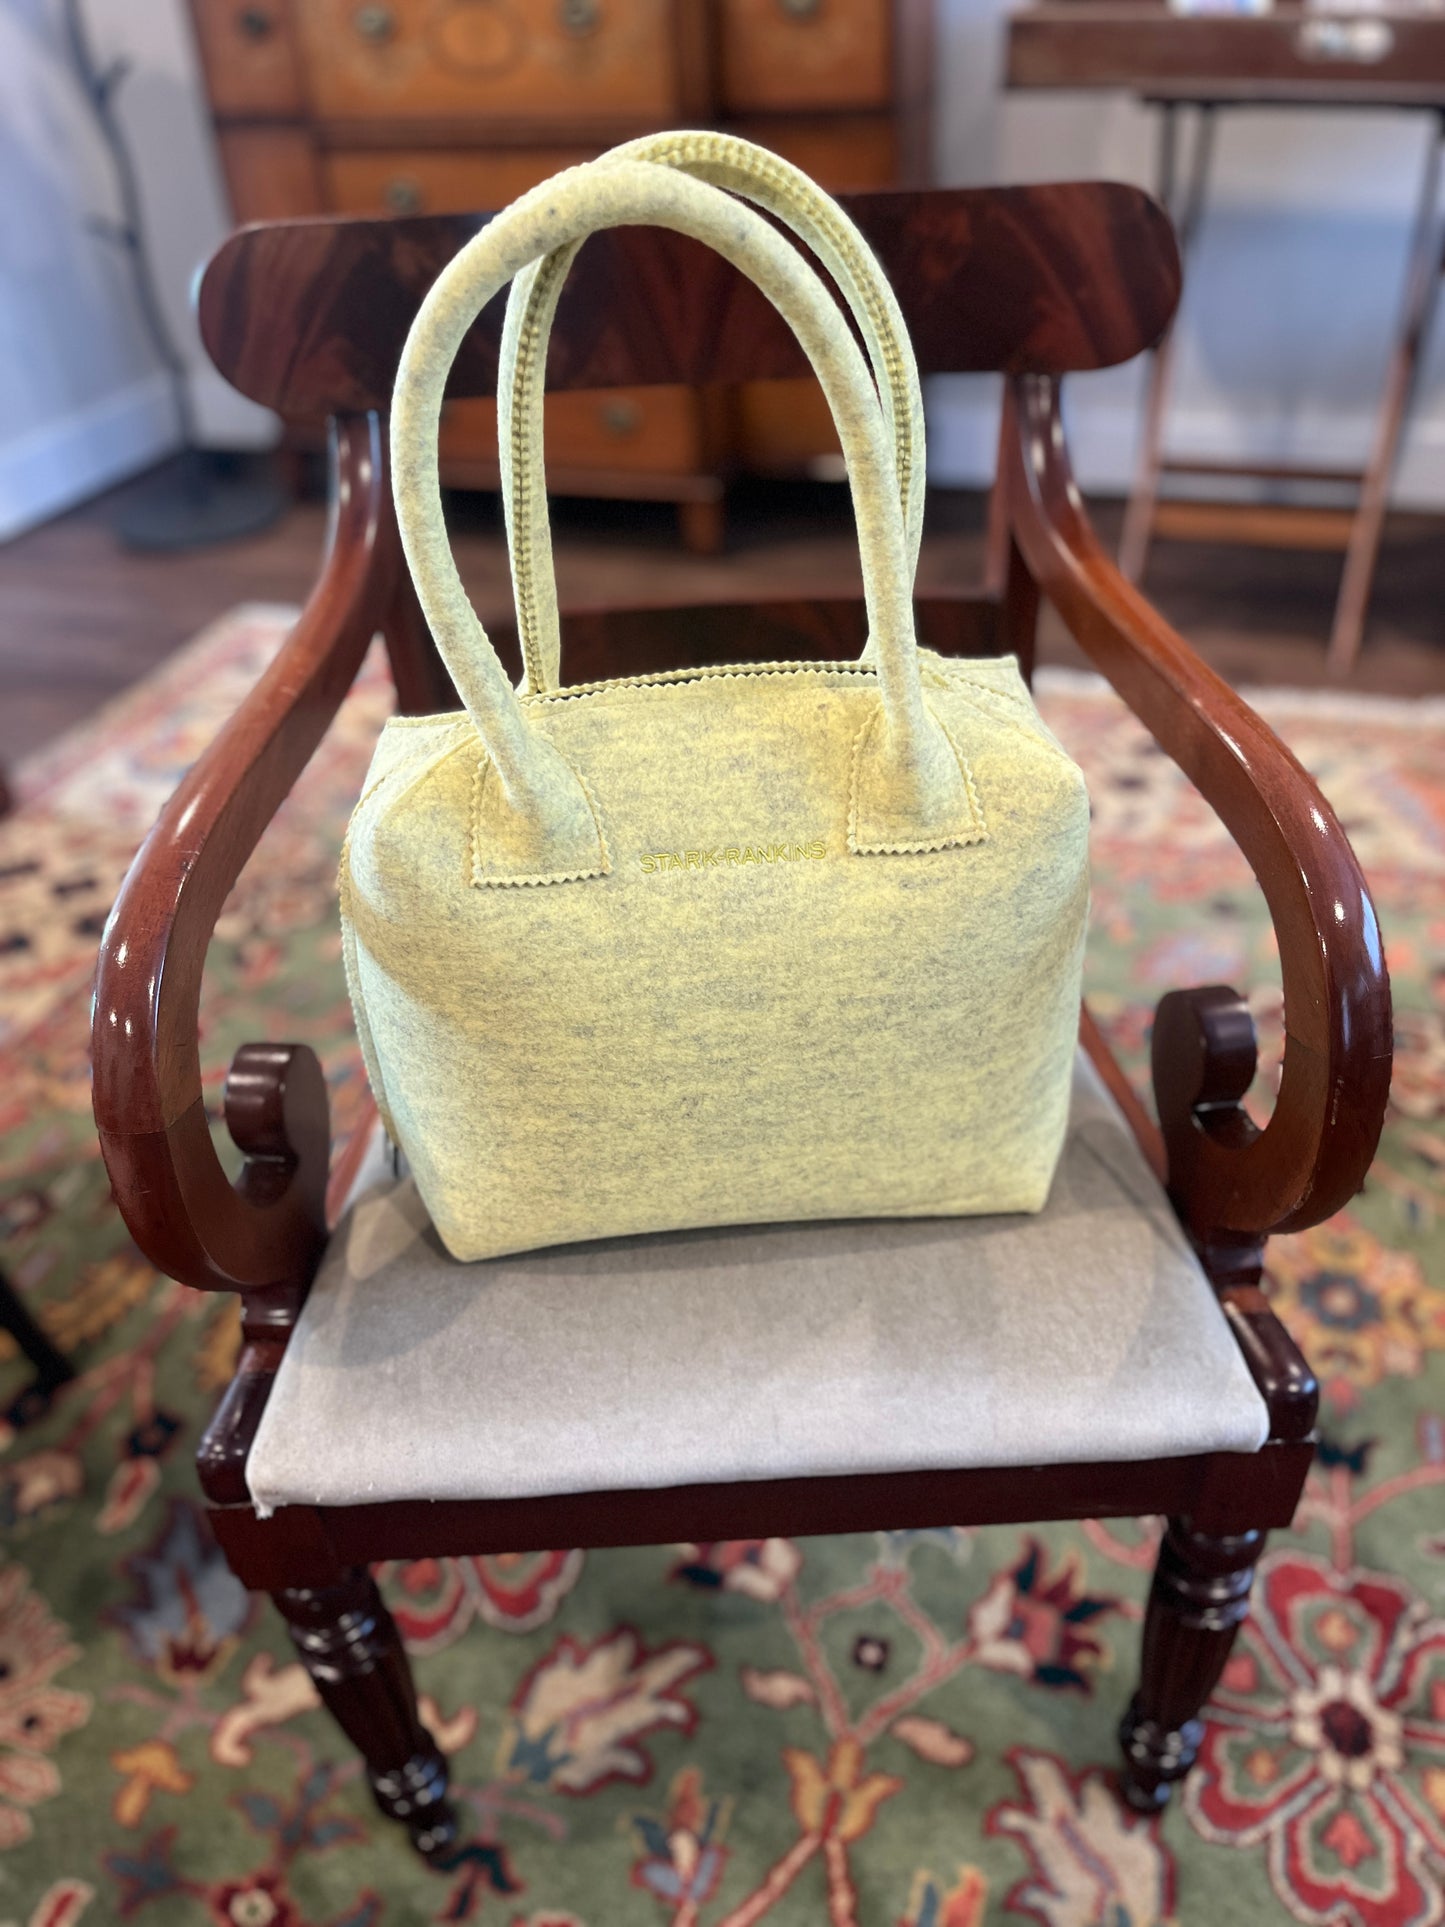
[0,0,273,543]
[927,0,1445,504]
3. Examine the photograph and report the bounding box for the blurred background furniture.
[1007,2,1445,672]
[187,0,933,550]
[92,181,1391,1859]
[62,0,289,551]
[0,1266,74,1428]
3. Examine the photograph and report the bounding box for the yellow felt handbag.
[341,135,1091,1262]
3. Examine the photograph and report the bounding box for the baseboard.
[927,380,1445,510]
[0,374,180,543]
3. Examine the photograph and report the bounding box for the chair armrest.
[1006,375,1392,1250]
[92,415,398,1305]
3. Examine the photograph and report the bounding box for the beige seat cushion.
[246,1053,1269,1516]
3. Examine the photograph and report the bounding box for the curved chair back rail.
[1006,374,1392,1252]
[92,416,394,1300]
[198,183,1181,421]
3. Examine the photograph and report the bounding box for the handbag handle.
[391,159,973,884]
[499,132,926,694]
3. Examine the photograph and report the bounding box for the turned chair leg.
[1119,1517,1263,1813]
[274,1567,459,1861]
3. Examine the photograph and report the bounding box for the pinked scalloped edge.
[847,705,987,856]
[469,750,611,888]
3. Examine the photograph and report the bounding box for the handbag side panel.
[340,653,1090,1260]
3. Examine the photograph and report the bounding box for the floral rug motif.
[0,607,1442,1927]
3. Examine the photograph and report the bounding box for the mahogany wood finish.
[275,1568,458,1860]
[93,185,1389,1853]
[196,184,1181,421]
[204,1422,1317,1593]
[92,416,394,1302]
[381,564,454,717]
[1009,375,1393,1249]
[1119,1521,1265,1812]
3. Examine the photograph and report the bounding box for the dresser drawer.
[189,0,307,114]
[331,144,710,482]
[735,380,842,473]
[440,389,708,478]
[728,113,895,473]
[220,128,326,220]
[324,146,594,215]
[293,0,686,124]
[730,115,898,189]
[718,0,892,112]
[323,118,897,219]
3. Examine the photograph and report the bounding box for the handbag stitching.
[847,709,987,856]
[352,727,476,816]
[374,661,883,734]
[507,132,923,684]
[469,748,612,889]
[643,133,919,545]
[372,658,1025,732]
[934,658,1038,710]
[535,662,892,704]
[509,241,574,690]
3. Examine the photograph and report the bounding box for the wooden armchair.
[91,184,1391,1864]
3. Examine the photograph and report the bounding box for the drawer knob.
[353,3,396,42]
[778,0,822,17]
[559,0,600,34]
[600,397,641,436]
[383,176,422,214]
[236,6,275,39]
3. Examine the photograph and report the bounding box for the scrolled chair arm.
[1006,374,1392,1255]
[92,414,398,1309]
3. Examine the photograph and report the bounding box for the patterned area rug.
[1,605,1442,1927]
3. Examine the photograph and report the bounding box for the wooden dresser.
[189,0,932,548]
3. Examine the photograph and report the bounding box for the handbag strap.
[392,158,972,884]
[499,132,926,694]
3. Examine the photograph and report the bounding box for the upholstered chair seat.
[246,1053,1270,1515]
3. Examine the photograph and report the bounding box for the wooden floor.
[3,460,1443,768]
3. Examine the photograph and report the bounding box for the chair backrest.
[198,183,1180,423]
